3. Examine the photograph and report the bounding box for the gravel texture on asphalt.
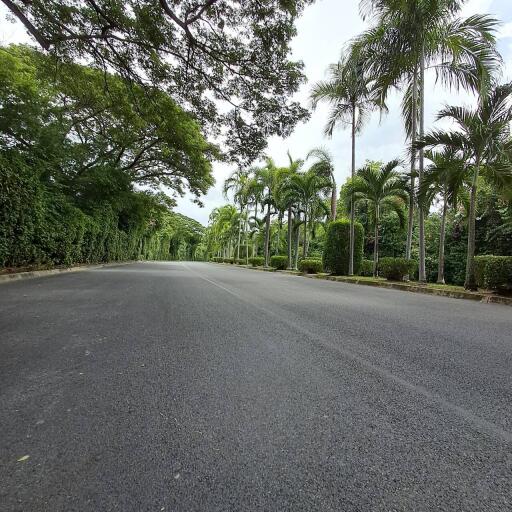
[1,261,511,511]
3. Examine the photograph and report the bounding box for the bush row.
[475,256,512,291]
[270,255,288,270]
[323,219,364,275]
[298,258,323,274]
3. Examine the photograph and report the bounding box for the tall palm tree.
[345,160,408,277]
[254,158,280,267]
[274,153,303,268]
[223,168,249,261]
[354,0,500,281]
[310,49,377,275]
[284,169,331,258]
[417,82,512,289]
[306,147,337,221]
[419,149,467,283]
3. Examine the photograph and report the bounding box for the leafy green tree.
[345,160,408,276]
[1,0,312,161]
[418,82,512,289]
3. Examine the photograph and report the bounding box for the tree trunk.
[302,211,308,259]
[236,205,242,261]
[437,196,447,284]
[287,207,293,269]
[252,201,258,258]
[293,219,300,270]
[405,67,418,271]
[349,104,356,276]
[264,202,271,266]
[464,166,480,290]
[418,50,426,282]
[331,178,337,221]
[373,206,379,278]
[244,209,249,264]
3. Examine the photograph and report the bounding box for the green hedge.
[270,255,288,270]
[211,257,223,263]
[322,219,364,275]
[223,257,234,264]
[359,259,374,276]
[379,257,417,281]
[249,256,265,267]
[298,258,323,274]
[474,255,512,291]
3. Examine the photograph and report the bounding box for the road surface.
[1,261,511,511]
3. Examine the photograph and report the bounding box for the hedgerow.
[249,257,265,267]
[298,258,323,274]
[270,255,288,270]
[379,257,417,281]
[322,219,364,275]
[474,256,512,291]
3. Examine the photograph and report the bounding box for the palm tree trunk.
[302,211,308,258]
[437,195,448,284]
[464,166,480,290]
[418,50,426,282]
[405,68,418,271]
[244,209,249,264]
[264,202,271,266]
[331,178,337,221]
[236,205,243,261]
[349,104,356,276]
[293,219,300,270]
[373,205,379,278]
[252,201,258,257]
[287,207,293,269]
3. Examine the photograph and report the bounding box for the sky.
[1,0,512,225]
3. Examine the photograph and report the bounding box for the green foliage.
[223,258,235,264]
[211,257,223,263]
[0,47,208,269]
[323,219,364,275]
[360,259,374,276]
[474,256,512,291]
[379,258,418,281]
[298,258,323,274]
[1,2,311,162]
[249,257,265,267]
[270,255,289,269]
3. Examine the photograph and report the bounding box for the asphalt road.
[1,261,511,511]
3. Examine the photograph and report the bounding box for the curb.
[0,261,136,284]
[210,262,512,306]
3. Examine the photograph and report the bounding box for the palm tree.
[419,149,467,283]
[310,49,377,275]
[346,160,408,277]
[284,169,331,259]
[306,147,337,221]
[274,153,303,268]
[254,158,280,267]
[354,0,500,282]
[223,168,250,261]
[417,82,512,289]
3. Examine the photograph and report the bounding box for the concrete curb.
[0,261,137,284]
[211,262,512,306]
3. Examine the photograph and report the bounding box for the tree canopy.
[1,0,312,161]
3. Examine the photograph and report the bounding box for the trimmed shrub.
[359,259,374,276]
[475,255,512,291]
[379,257,417,281]
[298,258,323,274]
[270,255,288,270]
[323,219,364,275]
[211,257,223,263]
[223,257,234,264]
[249,256,265,267]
